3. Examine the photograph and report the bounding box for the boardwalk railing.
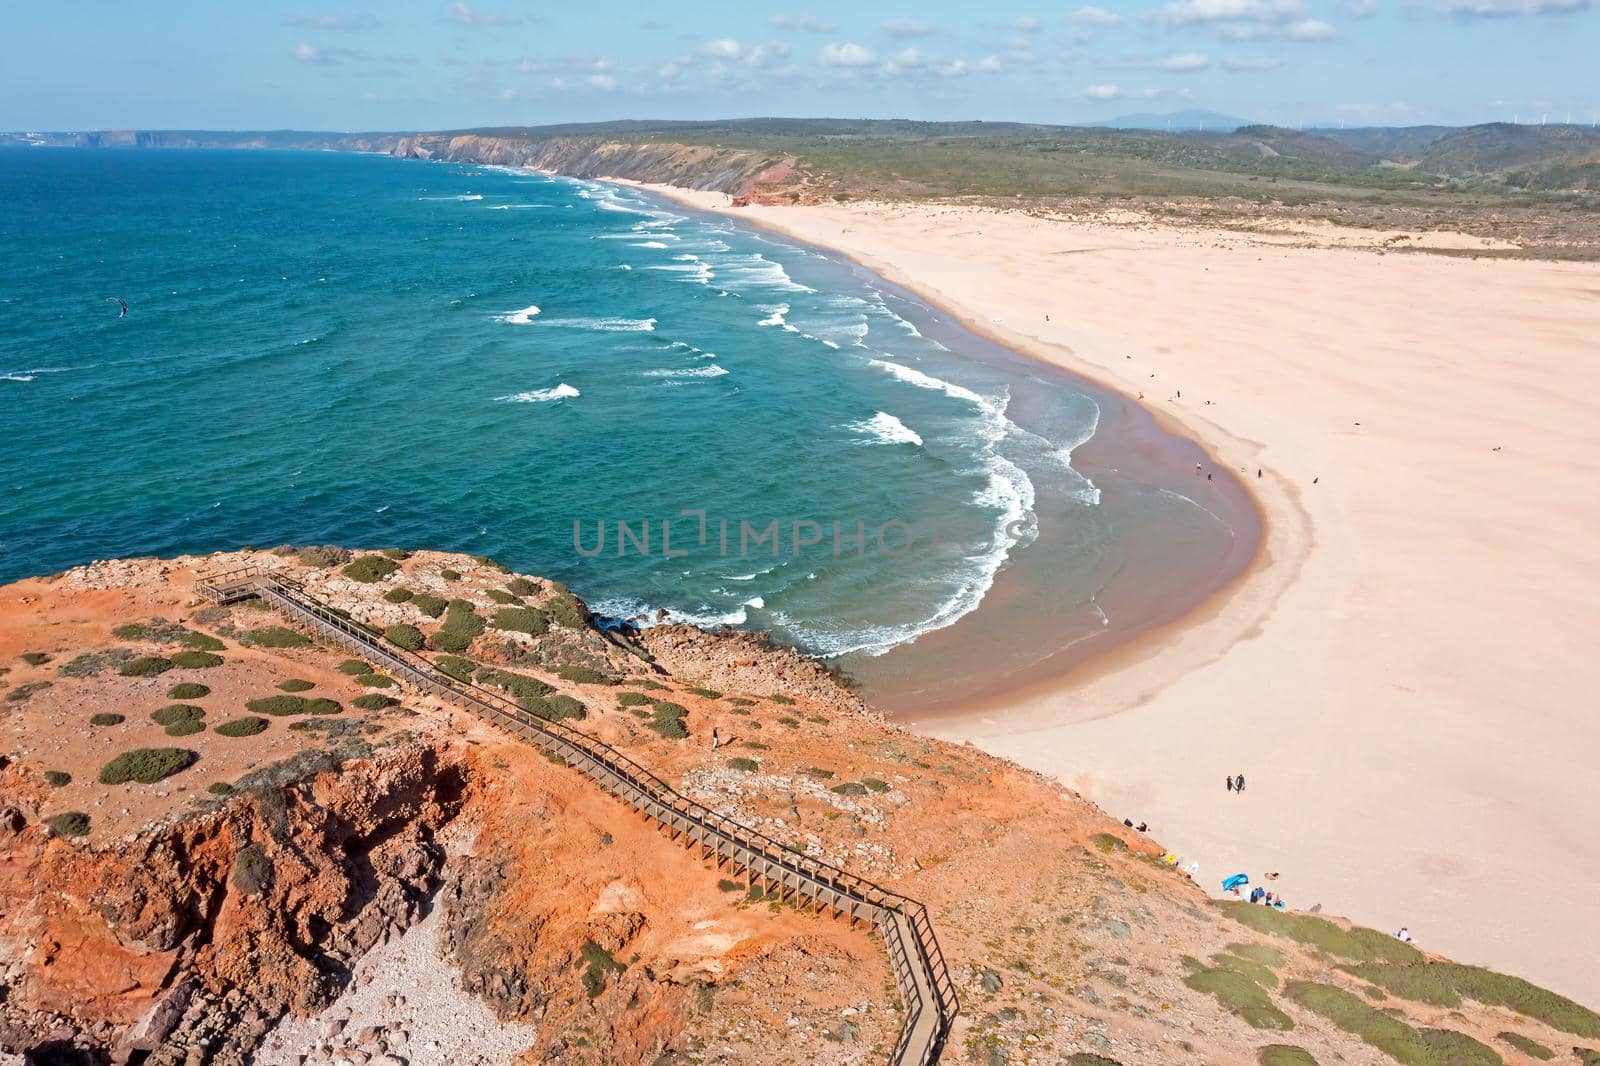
[198,566,959,1065]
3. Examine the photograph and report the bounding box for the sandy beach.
[628,182,1600,1005]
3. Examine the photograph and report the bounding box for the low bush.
[1184,965,1294,1031]
[1496,1032,1553,1060]
[862,778,891,793]
[768,693,795,705]
[384,587,415,603]
[686,686,722,699]
[215,716,269,737]
[120,656,173,677]
[1223,903,1422,965]
[717,878,743,892]
[297,545,351,567]
[247,695,306,716]
[6,681,52,702]
[304,698,342,716]
[337,659,371,675]
[830,782,868,797]
[807,715,830,725]
[167,682,211,699]
[342,555,400,583]
[1284,981,1499,1065]
[179,631,227,652]
[646,701,689,740]
[776,716,800,728]
[169,650,224,669]
[46,812,91,837]
[278,678,315,692]
[507,577,540,597]
[152,703,205,727]
[435,655,475,682]
[412,593,448,618]
[380,547,411,560]
[99,747,197,784]
[546,592,587,629]
[728,697,757,706]
[20,652,52,666]
[476,668,553,700]
[728,757,760,772]
[1344,961,1600,1038]
[1257,1047,1318,1066]
[430,600,485,652]
[486,588,522,605]
[43,770,71,787]
[383,624,424,651]
[352,693,394,710]
[490,606,548,635]
[440,568,461,581]
[351,673,390,690]
[89,712,125,726]
[804,767,835,780]
[471,554,510,572]
[206,782,234,795]
[556,665,614,685]
[634,679,670,691]
[616,691,651,708]
[580,940,625,999]
[1091,832,1128,853]
[526,694,585,721]
[241,627,310,649]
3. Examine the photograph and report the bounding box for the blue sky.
[4,1,1597,131]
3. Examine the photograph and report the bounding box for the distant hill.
[1081,110,1253,132]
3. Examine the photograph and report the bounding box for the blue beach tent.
[1221,874,1250,892]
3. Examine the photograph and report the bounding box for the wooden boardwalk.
[198,567,959,1065]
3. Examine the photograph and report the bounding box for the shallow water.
[0,148,1245,699]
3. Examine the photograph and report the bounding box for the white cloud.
[882,17,939,37]
[818,41,877,66]
[1158,51,1211,69]
[1440,0,1591,13]
[702,37,744,59]
[442,3,518,27]
[1221,16,1338,37]
[1160,0,1306,23]
[1072,5,1125,25]
[656,61,682,79]
[515,59,546,74]
[587,73,618,91]
[293,42,324,63]
[284,13,379,30]
[770,13,839,32]
[1013,15,1043,31]
[978,54,1005,72]
[1341,0,1381,15]
[934,58,970,77]
[885,47,928,72]
[1085,83,1122,98]
[1221,55,1283,70]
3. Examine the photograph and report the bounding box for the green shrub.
[412,593,448,618]
[384,587,415,603]
[1091,832,1128,853]
[556,665,614,685]
[507,577,540,597]
[431,600,485,652]
[646,701,689,739]
[580,940,625,998]
[1284,981,1499,1065]
[1345,961,1600,1037]
[337,659,371,675]
[42,770,72,787]
[342,555,400,583]
[169,650,224,669]
[546,592,587,629]
[99,747,197,784]
[1257,1047,1317,1066]
[242,627,310,649]
[247,695,306,716]
[167,682,211,699]
[768,693,795,704]
[278,678,315,692]
[807,715,830,725]
[120,656,173,677]
[1184,966,1294,1030]
[380,547,411,560]
[215,716,269,737]
[46,811,91,837]
[634,679,670,691]
[435,654,475,682]
[776,716,800,728]
[486,588,522,605]
[526,694,585,721]
[728,757,760,772]
[471,554,509,572]
[383,623,425,651]
[728,697,757,706]
[1222,903,1423,965]
[89,712,125,726]
[1496,1032,1553,1060]
[476,668,553,700]
[804,767,835,779]
[352,693,394,710]
[304,698,341,716]
[686,686,722,699]
[440,569,461,581]
[862,778,891,793]
[21,652,52,666]
[152,703,205,726]
[206,782,234,795]
[717,878,743,892]
[490,606,548,635]
[297,545,351,567]
[830,782,868,797]
[178,631,226,652]
[617,691,651,707]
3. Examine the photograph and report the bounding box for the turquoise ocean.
[0,149,1245,700]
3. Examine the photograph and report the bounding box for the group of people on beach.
[1225,773,1246,793]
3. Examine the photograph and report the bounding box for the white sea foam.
[590,597,749,629]
[493,303,542,325]
[630,241,670,249]
[868,358,992,409]
[643,365,729,379]
[712,252,814,293]
[848,411,924,447]
[1,373,35,383]
[541,317,656,332]
[757,304,798,331]
[743,596,765,609]
[486,204,549,210]
[418,193,483,201]
[495,383,580,403]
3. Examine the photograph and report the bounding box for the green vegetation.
[717,878,743,892]
[1222,902,1423,964]
[278,678,315,692]
[20,652,52,666]
[507,577,540,597]
[42,770,71,787]
[616,691,651,707]
[728,757,760,772]
[486,588,522,605]
[241,627,310,649]
[380,547,410,560]
[337,659,371,675]
[120,655,173,677]
[776,716,799,728]
[207,782,234,795]
[633,678,670,691]
[1258,1047,1318,1066]
[99,747,197,784]
[1284,981,1500,1066]
[728,697,757,706]
[167,682,211,699]
[1343,962,1600,1037]
[471,554,510,572]
[476,667,553,700]
[5,681,52,702]
[352,693,393,710]
[685,686,722,699]
[303,697,341,715]
[355,673,394,688]
[1091,832,1129,854]
[89,712,125,726]
[297,545,351,567]
[439,568,461,581]
[435,654,475,682]
[1496,1032,1553,1060]
[862,778,891,793]
[646,700,689,739]
[580,940,625,998]
[526,694,585,721]
[247,695,306,716]
[431,599,484,652]
[1229,943,1290,968]
[152,704,207,736]
[804,767,835,780]
[1067,1057,1122,1066]
[830,781,868,797]
[412,593,448,618]
[556,665,614,685]
[169,650,224,669]
[490,606,548,635]
[768,693,795,704]
[1183,963,1294,1031]
[384,587,415,603]
[546,591,587,629]
[46,811,91,837]
[215,716,269,737]
[342,555,400,583]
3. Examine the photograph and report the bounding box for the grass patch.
[207,782,234,795]
[1091,832,1129,854]
[645,700,690,739]
[215,716,269,737]
[383,623,424,651]
[1344,962,1600,1038]
[1222,902,1423,964]
[486,588,522,605]
[1284,981,1500,1066]
[435,654,475,682]
[556,665,614,685]
[507,577,540,596]
[1496,1032,1553,1060]
[830,781,868,796]
[42,770,72,787]
[119,656,173,677]
[46,812,91,837]
[353,693,393,710]
[20,652,52,666]
[526,694,585,721]
[546,591,587,629]
[89,712,125,726]
[580,940,625,998]
[439,568,461,581]
[380,547,410,560]
[278,679,315,692]
[169,650,224,669]
[616,691,651,708]
[355,673,394,688]
[862,778,891,792]
[776,716,799,728]
[1229,943,1289,968]
[1258,1047,1318,1066]
[6,681,53,702]
[383,587,414,603]
[241,627,310,649]
[728,757,760,772]
[167,682,211,699]
[1184,966,1294,1030]
[342,555,400,583]
[768,693,795,704]
[489,606,548,635]
[685,686,722,699]
[99,747,197,785]
[412,593,447,618]
[430,599,485,652]
[476,667,553,700]
[337,659,371,675]
[717,878,744,892]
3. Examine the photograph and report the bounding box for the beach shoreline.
[612,178,1600,1006]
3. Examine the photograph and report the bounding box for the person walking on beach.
[1226,775,1235,793]
[1235,773,1246,794]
